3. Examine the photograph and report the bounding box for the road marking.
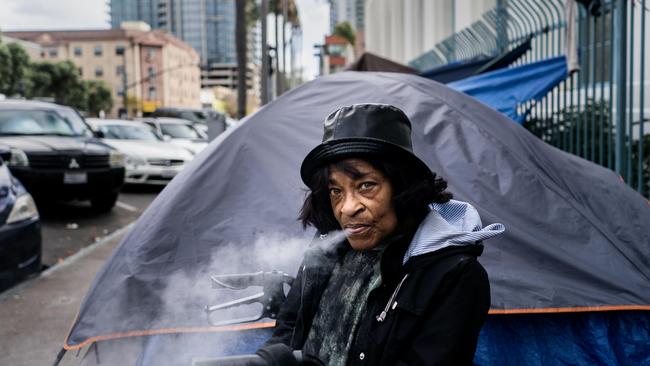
[116,201,139,212]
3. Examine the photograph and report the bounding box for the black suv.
[0,100,125,211]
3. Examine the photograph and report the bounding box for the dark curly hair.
[299,155,452,234]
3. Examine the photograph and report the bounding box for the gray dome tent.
[60,72,650,365]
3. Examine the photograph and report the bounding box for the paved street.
[0,226,129,366]
[0,185,161,365]
[38,185,162,267]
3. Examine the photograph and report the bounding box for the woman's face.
[328,158,398,250]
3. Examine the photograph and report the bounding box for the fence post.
[613,0,627,176]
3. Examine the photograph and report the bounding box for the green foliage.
[4,43,30,96]
[84,80,113,117]
[0,45,11,92]
[333,21,355,46]
[0,42,113,116]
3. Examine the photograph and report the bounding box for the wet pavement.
[0,226,130,366]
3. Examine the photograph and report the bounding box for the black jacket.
[261,234,490,366]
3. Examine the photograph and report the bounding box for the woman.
[257,103,504,366]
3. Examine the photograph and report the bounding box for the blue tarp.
[477,311,650,365]
[449,56,568,123]
[418,56,494,84]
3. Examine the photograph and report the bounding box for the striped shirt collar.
[403,200,505,264]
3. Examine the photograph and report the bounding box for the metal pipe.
[504,4,525,43]
[639,0,646,194]
[627,0,634,184]
[582,7,590,159]
[599,3,607,165]
[614,0,628,175]
[590,13,597,161]
[608,0,616,169]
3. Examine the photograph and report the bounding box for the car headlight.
[125,155,147,167]
[6,193,39,224]
[109,150,125,167]
[8,149,29,167]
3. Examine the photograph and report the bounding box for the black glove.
[192,354,268,366]
[256,344,300,366]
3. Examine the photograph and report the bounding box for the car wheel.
[91,193,118,213]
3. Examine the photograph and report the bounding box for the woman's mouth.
[345,224,370,236]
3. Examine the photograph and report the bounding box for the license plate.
[64,172,87,184]
[161,170,177,178]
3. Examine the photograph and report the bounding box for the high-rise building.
[110,0,236,65]
[109,0,258,93]
[329,0,364,33]
[328,0,365,57]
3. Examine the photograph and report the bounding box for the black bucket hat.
[300,103,436,186]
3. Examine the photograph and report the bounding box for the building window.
[115,45,125,56]
[94,45,103,56]
[48,48,58,57]
[116,85,124,96]
[148,66,156,79]
[148,86,157,100]
[146,48,156,60]
[74,46,82,57]
[116,65,124,76]
[95,66,103,77]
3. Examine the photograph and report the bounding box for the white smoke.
[70,231,347,366]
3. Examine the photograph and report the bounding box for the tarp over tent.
[450,56,569,123]
[345,52,417,73]
[418,37,532,84]
[418,56,494,84]
[61,72,650,365]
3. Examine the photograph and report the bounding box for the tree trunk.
[274,10,281,96]
[260,0,269,105]
[281,0,287,93]
[236,0,247,119]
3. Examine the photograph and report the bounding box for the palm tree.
[333,21,356,47]
[270,0,299,96]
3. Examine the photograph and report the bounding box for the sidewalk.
[0,224,132,366]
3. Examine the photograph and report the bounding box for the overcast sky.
[0,0,329,80]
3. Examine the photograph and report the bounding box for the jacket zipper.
[376,273,409,322]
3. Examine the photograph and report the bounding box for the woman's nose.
[341,193,364,217]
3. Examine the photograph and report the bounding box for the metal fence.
[411,0,649,199]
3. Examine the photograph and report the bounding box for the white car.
[87,119,194,185]
[141,117,208,155]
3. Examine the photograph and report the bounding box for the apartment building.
[6,22,201,117]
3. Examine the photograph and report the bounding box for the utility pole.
[261,0,269,105]
[235,0,247,119]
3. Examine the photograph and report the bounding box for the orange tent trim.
[488,304,650,315]
[63,321,276,351]
[63,305,650,350]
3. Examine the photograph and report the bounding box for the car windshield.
[0,109,92,137]
[160,123,203,139]
[180,111,207,124]
[100,124,162,141]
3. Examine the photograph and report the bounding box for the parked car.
[0,100,125,211]
[140,117,208,155]
[147,107,226,138]
[86,119,194,185]
[0,150,41,291]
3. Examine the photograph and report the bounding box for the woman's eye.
[329,188,341,196]
[360,182,375,190]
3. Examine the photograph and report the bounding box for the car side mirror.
[93,130,105,138]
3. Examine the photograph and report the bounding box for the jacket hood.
[403,199,505,264]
